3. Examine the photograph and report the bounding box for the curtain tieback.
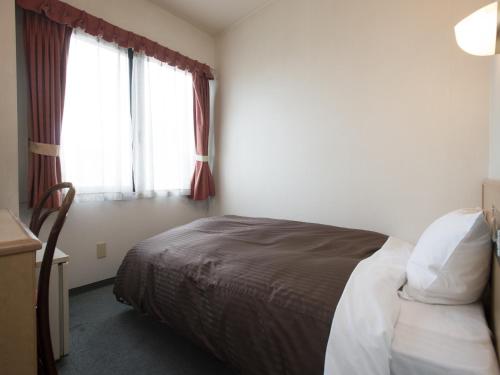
[30,141,60,157]
[196,155,209,162]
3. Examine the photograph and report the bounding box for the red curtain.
[25,11,72,208]
[16,0,213,79]
[190,73,215,200]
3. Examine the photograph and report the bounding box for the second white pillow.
[401,208,491,305]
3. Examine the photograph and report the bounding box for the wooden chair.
[29,183,75,375]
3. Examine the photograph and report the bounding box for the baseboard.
[69,277,116,296]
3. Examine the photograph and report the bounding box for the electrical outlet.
[97,242,107,259]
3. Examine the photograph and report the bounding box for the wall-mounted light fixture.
[455,1,499,56]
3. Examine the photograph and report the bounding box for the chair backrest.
[30,182,75,375]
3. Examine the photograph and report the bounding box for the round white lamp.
[455,1,500,56]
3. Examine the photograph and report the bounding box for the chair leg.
[37,300,58,375]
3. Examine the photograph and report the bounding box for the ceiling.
[150,0,273,35]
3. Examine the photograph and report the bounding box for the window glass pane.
[61,31,133,198]
[132,54,195,195]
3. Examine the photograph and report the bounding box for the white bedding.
[324,237,412,375]
[391,300,499,375]
[324,237,499,375]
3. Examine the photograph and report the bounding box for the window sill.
[72,189,192,203]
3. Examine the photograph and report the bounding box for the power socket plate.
[97,243,107,259]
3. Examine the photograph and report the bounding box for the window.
[61,30,195,200]
[132,54,195,196]
[61,31,133,199]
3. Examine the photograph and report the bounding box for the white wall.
[16,7,29,206]
[1,0,19,215]
[214,0,492,242]
[16,0,216,288]
[490,57,500,178]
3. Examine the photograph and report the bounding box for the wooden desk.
[0,209,41,375]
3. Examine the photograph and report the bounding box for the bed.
[113,216,387,374]
[114,183,500,375]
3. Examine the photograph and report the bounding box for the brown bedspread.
[113,216,388,375]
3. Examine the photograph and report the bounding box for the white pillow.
[401,208,492,305]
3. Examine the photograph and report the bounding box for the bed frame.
[482,179,500,360]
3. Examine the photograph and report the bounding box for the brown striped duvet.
[113,215,388,375]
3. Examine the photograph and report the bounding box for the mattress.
[113,215,388,375]
[391,299,499,375]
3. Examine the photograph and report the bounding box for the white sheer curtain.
[61,31,133,200]
[131,53,195,197]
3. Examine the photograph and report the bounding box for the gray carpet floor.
[57,283,236,375]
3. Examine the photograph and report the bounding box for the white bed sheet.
[391,300,499,375]
[325,236,500,375]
